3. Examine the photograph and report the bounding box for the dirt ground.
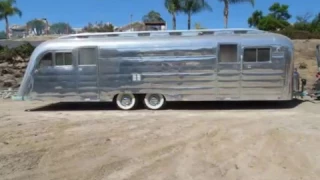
[0,99,320,180]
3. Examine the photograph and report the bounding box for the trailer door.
[76,47,99,101]
[31,52,56,99]
[216,43,241,100]
[52,50,77,100]
[241,46,283,100]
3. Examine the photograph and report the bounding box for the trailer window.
[218,44,238,62]
[55,52,72,66]
[243,48,270,62]
[79,48,96,65]
[65,53,73,65]
[38,52,52,68]
[243,48,256,62]
[257,48,270,62]
[55,53,64,65]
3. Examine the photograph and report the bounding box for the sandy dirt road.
[0,99,320,180]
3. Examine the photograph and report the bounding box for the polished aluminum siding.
[17,32,295,102]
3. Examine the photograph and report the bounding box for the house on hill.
[9,25,27,38]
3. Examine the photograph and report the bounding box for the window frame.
[36,51,54,69]
[242,46,272,63]
[217,43,239,63]
[54,51,73,66]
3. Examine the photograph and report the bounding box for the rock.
[1,68,15,75]
[0,74,16,87]
[13,56,24,62]
[14,62,28,69]
[1,69,9,75]
[14,73,22,78]
[2,74,15,80]
[0,62,8,68]
[3,79,16,87]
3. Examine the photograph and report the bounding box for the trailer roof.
[58,28,268,40]
[33,28,292,51]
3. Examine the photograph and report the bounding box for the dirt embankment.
[0,39,319,89]
[293,39,320,90]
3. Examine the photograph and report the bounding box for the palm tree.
[0,0,22,39]
[180,0,212,30]
[219,0,254,28]
[165,0,182,30]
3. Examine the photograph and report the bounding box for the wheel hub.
[149,95,160,106]
[121,95,132,106]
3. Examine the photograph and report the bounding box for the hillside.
[293,39,320,91]
[0,39,319,92]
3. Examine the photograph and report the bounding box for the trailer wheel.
[143,93,166,110]
[115,93,137,110]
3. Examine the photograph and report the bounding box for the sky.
[0,0,318,31]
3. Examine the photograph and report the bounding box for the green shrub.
[0,42,35,61]
[13,42,35,59]
[274,28,320,39]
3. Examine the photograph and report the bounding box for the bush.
[0,42,35,62]
[13,42,35,59]
[274,28,320,39]
[299,62,308,69]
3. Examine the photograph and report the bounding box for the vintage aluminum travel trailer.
[14,28,304,110]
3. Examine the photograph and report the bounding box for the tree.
[142,10,165,23]
[256,15,288,31]
[247,2,291,31]
[293,12,320,33]
[165,0,182,30]
[293,12,314,32]
[0,30,6,39]
[309,13,320,32]
[268,2,291,21]
[0,0,22,38]
[247,10,263,28]
[180,0,212,30]
[82,21,114,32]
[26,19,46,35]
[50,22,74,34]
[219,0,254,28]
